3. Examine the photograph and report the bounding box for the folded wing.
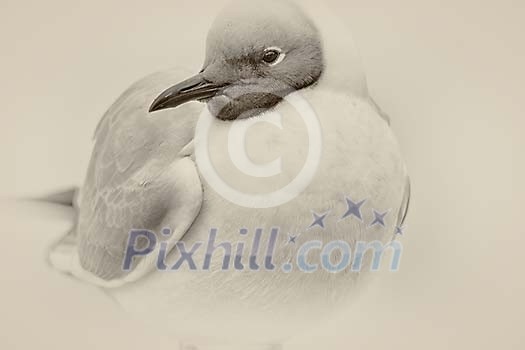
[50,69,203,287]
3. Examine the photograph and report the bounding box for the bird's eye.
[262,47,285,65]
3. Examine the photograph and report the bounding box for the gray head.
[149,0,324,120]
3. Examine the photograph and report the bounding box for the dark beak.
[149,74,226,113]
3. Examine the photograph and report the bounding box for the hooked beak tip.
[148,100,165,113]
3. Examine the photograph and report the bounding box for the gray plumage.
[49,0,410,346]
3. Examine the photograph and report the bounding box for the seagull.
[48,0,410,348]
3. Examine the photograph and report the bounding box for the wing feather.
[50,69,204,286]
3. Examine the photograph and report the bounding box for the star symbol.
[309,211,329,229]
[370,210,388,227]
[341,197,366,221]
[288,234,297,244]
[395,226,405,235]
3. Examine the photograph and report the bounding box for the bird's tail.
[29,187,79,207]
[44,187,82,275]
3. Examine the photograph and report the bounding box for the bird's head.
[149,0,324,120]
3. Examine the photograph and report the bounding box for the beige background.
[0,0,524,349]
